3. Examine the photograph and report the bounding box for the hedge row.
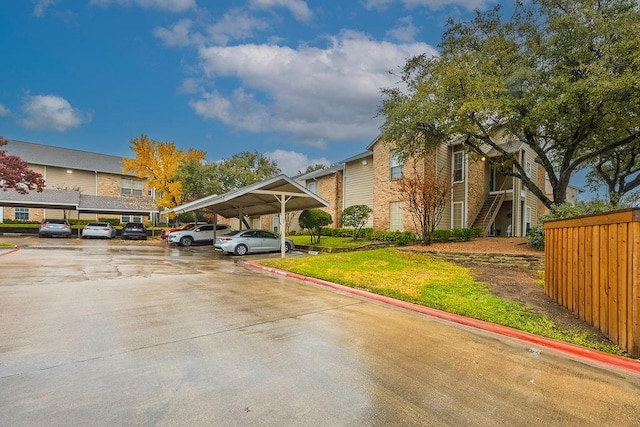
[293,226,481,246]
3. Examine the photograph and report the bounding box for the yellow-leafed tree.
[122,134,206,211]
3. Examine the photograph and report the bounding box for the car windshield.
[45,219,68,224]
[221,230,241,237]
[87,223,108,227]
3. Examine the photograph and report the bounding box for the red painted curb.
[0,245,19,256]
[244,260,640,376]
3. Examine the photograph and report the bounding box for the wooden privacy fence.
[544,209,640,357]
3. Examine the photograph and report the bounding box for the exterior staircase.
[471,192,505,236]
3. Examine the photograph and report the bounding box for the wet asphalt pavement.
[1,236,639,426]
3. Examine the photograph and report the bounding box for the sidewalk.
[244,260,640,376]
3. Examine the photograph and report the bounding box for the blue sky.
[3,0,500,177]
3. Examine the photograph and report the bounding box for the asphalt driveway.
[1,237,639,426]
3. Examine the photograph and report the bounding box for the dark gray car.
[121,222,148,240]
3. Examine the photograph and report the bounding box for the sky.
[0,0,505,177]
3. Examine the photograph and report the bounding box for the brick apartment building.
[1,139,158,223]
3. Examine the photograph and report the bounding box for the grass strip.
[262,248,624,356]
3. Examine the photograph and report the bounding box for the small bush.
[431,229,452,243]
[452,228,474,242]
[527,224,545,250]
[370,229,416,245]
[395,231,414,246]
[526,201,619,250]
[470,227,483,238]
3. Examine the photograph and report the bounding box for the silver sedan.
[215,229,294,255]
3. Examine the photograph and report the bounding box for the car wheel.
[180,236,194,246]
[234,244,248,256]
[285,242,292,253]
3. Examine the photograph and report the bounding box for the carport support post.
[274,193,292,258]
[212,209,217,246]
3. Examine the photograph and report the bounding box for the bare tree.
[397,172,450,245]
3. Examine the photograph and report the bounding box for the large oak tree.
[379,0,640,209]
[177,151,281,202]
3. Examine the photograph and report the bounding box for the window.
[15,207,29,221]
[389,201,403,231]
[390,150,404,180]
[522,150,532,178]
[307,181,317,194]
[453,151,464,182]
[524,206,532,235]
[453,202,464,229]
[121,178,143,196]
[272,215,279,233]
[121,215,142,223]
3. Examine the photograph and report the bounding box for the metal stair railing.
[474,181,507,236]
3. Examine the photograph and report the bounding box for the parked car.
[167,224,232,247]
[121,222,148,240]
[82,222,117,239]
[160,221,207,240]
[215,229,294,255]
[39,219,72,238]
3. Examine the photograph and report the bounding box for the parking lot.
[1,236,640,426]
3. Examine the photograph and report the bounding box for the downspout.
[464,152,469,228]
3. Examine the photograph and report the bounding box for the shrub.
[340,205,373,240]
[299,209,332,244]
[527,224,545,250]
[431,229,452,243]
[452,228,474,242]
[370,229,416,245]
[526,201,619,250]
[470,227,483,238]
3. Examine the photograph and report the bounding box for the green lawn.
[262,248,624,356]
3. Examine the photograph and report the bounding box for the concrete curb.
[244,260,640,376]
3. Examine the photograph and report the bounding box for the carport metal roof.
[0,188,159,216]
[162,174,329,218]
[162,175,329,257]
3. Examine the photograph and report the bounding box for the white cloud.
[20,94,90,132]
[153,19,199,47]
[0,103,10,116]
[386,16,419,42]
[154,10,269,47]
[90,0,196,12]
[363,0,492,11]
[249,0,313,22]
[205,9,269,45]
[189,31,435,144]
[402,0,491,10]
[361,0,395,11]
[33,0,56,17]
[265,149,331,176]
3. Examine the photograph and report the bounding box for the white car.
[82,222,117,239]
[168,224,232,246]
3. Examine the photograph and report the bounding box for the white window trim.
[452,201,464,229]
[452,151,464,183]
[390,150,403,180]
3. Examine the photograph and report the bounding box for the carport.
[161,174,329,257]
[0,188,159,237]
